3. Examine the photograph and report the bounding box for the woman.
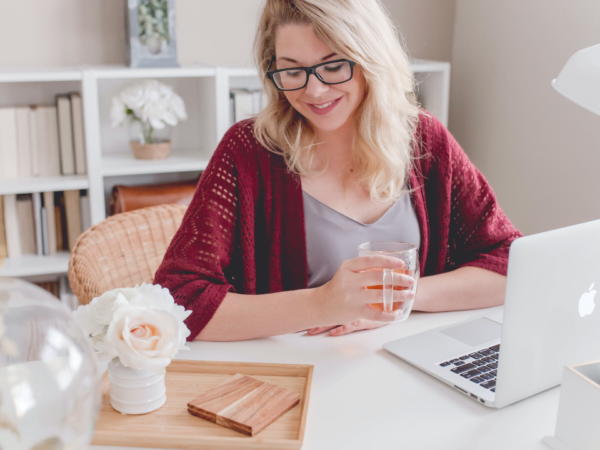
[154,0,522,341]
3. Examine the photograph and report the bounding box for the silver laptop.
[383,219,600,408]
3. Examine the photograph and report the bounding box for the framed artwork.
[125,0,179,68]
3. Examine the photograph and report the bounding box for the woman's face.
[274,24,366,133]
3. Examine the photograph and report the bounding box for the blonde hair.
[253,0,421,204]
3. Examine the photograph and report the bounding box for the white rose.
[120,84,147,110]
[74,288,138,337]
[110,97,128,127]
[129,283,173,311]
[141,98,169,129]
[105,306,185,370]
[130,283,192,343]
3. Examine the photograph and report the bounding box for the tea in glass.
[357,241,419,323]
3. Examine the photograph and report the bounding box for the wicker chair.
[68,204,187,305]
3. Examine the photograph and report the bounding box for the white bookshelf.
[0,60,450,279]
[0,175,89,196]
[0,252,70,277]
[101,148,211,176]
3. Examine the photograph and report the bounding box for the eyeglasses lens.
[273,61,352,90]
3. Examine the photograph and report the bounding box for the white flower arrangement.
[110,79,187,144]
[73,283,192,371]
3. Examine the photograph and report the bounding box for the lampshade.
[552,43,600,116]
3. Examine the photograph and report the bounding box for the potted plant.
[73,283,192,414]
[110,79,187,160]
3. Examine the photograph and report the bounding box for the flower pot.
[130,140,171,160]
[107,359,167,415]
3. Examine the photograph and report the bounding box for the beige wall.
[0,0,455,68]
[450,0,600,235]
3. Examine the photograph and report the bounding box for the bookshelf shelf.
[0,67,82,83]
[0,175,89,195]
[0,251,70,277]
[101,148,211,177]
[90,65,215,80]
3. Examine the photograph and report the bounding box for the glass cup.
[357,241,420,323]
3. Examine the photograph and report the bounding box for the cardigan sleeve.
[433,118,523,276]
[153,132,243,340]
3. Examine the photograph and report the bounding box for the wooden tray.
[92,360,313,450]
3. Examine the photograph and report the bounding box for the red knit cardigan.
[154,112,523,340]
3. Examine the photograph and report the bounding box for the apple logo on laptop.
[578,283,597,317]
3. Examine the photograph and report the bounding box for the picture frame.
[125,0,179,68]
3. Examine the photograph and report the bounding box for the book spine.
[80,190,91,232]
[32,192,43,256]
[55,191,67,251]
[0,196,7,258]
[15,107,32,178]
[231,89,254,123]
[45,106,62,177]
[0,108,19,180]
[16,194,36,255]
[29,106,41,177]
[64,190,82,251]
[41,206,49,255]
[56,95,75,175]
[35,106,49,177]
[70,93,87,175]
[3,194,21,258]
[43,191,57,255]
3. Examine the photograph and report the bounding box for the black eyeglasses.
[266,58,357,91]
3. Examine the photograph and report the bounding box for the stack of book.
[0,92,86,180]
[230,88,267,124]
[0,190,91,259]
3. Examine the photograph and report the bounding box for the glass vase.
[0,278,100,450]
[128,120,172,145]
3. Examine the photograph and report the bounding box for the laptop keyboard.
[438,344,500,392]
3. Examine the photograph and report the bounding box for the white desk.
[94,306,559,450]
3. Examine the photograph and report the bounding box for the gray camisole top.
[303,190,421,288]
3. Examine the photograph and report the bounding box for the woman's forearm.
[414,266,506,312]
[196,288,325,341]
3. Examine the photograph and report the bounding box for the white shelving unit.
[0,252,71,278]
[0,60,450,279]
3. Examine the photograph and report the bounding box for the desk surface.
[93,306,558,450]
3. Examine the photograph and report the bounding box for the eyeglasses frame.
[266,57,357,92]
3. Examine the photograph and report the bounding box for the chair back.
[68,204,187,305]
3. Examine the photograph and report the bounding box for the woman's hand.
[306,319,388,336]
[313,255,415,328]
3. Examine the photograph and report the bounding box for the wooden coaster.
[187,373,301,436]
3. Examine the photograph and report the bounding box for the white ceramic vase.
[107,359,167,415]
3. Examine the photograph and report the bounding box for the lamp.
[543,43,600,450]
[551,43,600,116]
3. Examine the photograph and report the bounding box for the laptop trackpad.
[440,318,502,347]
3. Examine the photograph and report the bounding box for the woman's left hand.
[306,319,387,336]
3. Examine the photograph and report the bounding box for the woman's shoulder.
[414,110,452,158]
[413,110,465,175]
[206,119,289,193]
[216,119,271,161]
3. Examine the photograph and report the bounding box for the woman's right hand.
[314,255,416,326]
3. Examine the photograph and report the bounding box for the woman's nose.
[304,73,329,98]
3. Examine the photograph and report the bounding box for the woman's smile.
[305,96,343,115]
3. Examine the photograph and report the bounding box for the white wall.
[0,0,455,68]
[450,0,600,235]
